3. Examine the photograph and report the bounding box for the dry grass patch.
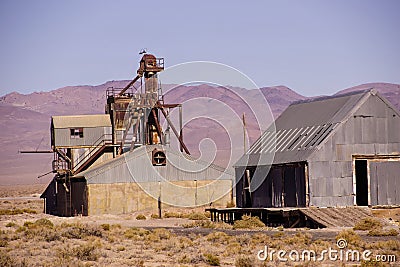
[0,208,37,216]
[354,217,382,231]
[136,214,146,220]
[367,228,398,236]
[233,215,265,229]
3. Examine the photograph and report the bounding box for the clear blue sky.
[0,0,399,96]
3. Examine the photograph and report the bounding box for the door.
[370,161,400,205]
[355,160,368,206]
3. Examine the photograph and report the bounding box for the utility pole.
[242,113,247,154]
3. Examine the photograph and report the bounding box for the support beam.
[159,107,190,155]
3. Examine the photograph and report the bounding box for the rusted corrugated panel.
[52,114,111,128]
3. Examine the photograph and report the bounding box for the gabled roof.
[52,114,111,128]
[235,89,389,166]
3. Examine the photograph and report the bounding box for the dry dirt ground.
[0,185,399,267]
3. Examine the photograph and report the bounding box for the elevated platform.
[206,207,372,228]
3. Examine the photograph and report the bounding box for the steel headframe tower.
[106,53,190,156]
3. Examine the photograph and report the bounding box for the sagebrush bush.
[124,227,149,240]
[367,228,398,237]
[187,212,208,220]
[203,253,220,266]
[73,242,99,261]
[5,222,17,228]
[354,217,382,231]
[101,224,110,231]
[163,211,183,218]
[34,218,54,228]
[0,250,14,267]
[182,220,233,229]
[235,255,253,267]
[61,223,102,239]
[233,215,265,229]
[336,229,363,249]
[151,213,160,219]
[0,208,36,216]
[136,214,146,220]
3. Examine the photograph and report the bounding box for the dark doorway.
[355,160,368,206]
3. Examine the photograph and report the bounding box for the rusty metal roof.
[235,90,376,166]
[52,114,111,128]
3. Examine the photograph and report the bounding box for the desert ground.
[0,185,399,267]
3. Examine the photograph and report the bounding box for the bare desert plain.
[0,185,399,267]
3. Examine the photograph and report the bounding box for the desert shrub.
[146,228,172,242]
[0,208,36,216]
[370,240,400,251]
[111,224,121,229]
[23,221,34,228]
[73,242,99,261]
[250,233,271,246]
[203,253,220,266]
[136,214,146,220]
[124,227,149,239]
[178,236,194,248]
[61,223,102,239]
[206,231,231,244]
[178,254,191,264]
[354,217,382,231]
[151,213,160,219]
[235,255,253,267]
[188,212,208,220]
[236,234,251,246]
[5,222,16,228]
[116,245,125,252]
[0,250,14,267]
[367,228,398,236]
[273,232,285,238]
[361,259,387,267]
[164,211,183,218]
[0,238,8,247]
[336,229,363,249]
[132,259,145,267]
[233,215,265,229]
[182,220,233,229]
[224,242,241,256]
[101,224,110,231]
[34,218,54,228]
[283,232,312,246]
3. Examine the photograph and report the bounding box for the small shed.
[51,114,112,148]
[235,90,400,208]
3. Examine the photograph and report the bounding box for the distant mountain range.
[0,82,399,185]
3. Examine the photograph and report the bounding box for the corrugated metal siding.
[80,145,234,184]
[52,114,111,128]
[235,91,370,166]
[54,126,111,147]
[370,161,400,205]
[308,92,400,207]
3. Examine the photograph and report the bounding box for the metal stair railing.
[72,133,113,173]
